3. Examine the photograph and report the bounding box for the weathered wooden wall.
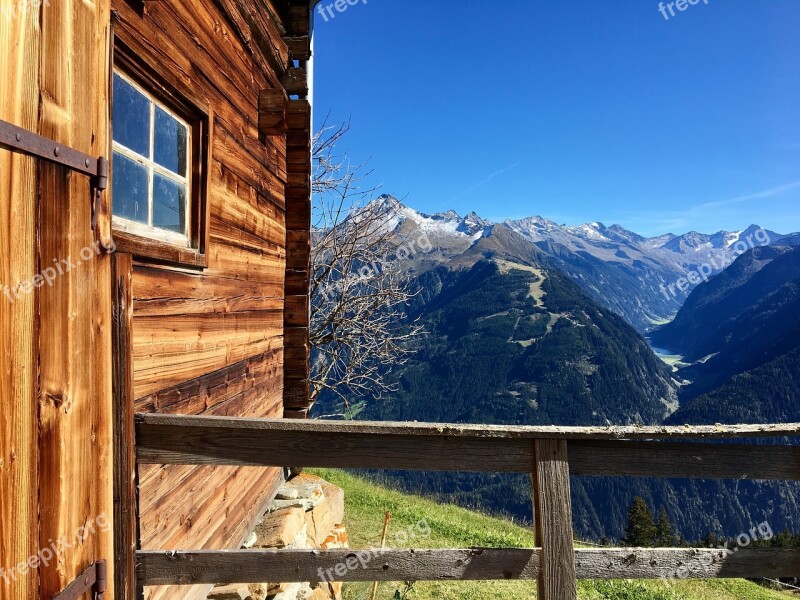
[0,6,41,599]
[1,0,114,598]
[111,1,303,598]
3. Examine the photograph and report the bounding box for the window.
[110,58,211,268]
[112,71,191,246]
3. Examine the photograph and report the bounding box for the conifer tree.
[622,496,657,547]
[655,507,676,547]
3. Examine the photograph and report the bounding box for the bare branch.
[309,123,426,409]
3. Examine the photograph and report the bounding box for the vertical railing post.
[112,253,142,599]
[532,438,577,600]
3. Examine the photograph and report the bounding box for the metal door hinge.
[0,118,109,239]
[52,560,107,600]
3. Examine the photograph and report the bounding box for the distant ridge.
[364,195,795,331]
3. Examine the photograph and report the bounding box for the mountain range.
[371,195,793,332]
[315,196,800,541]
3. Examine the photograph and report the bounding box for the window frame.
[111,43,212,269]
[112,70,193,246]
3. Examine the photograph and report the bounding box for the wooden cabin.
[4,2,799,600]
[0,0,314,598]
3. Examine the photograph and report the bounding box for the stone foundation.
[207,474,347,600]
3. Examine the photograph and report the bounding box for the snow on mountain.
[369,195,494,239]
[360,195,793,332]
[369,196,782,271]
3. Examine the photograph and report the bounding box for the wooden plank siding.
[0,7,41,600]
[1,0,116,597]
[110,1,311,599]
[1,0,115,597]
[38,0,116,597]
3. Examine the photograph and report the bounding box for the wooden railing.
[132,415,800,600]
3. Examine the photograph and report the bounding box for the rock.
[320,525,348,550]
[276,473,325,510]
[246,583,269,600]
[255,508,306,548]
[275,488,300,500]
[210,475,348,600]
[207,584,250,600]
[268,582,305,600]
[308,587,330,600]
[304,479,345,547]
[287,522,309,549]
[270,498,319,511]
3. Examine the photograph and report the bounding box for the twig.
[370,512,392,600]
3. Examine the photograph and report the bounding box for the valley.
[312,198,800,542]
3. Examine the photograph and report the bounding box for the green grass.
[310,469,792,600]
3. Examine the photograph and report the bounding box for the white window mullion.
[148,101,156,227]
[111,69,194,248]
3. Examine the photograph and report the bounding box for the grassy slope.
[310,469,791,600]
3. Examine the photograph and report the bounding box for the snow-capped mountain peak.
[366,196,493,238]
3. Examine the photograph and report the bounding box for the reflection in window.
[112,71,191,245]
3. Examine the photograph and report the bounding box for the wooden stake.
[370,512,392,600]
[532,439,577,600]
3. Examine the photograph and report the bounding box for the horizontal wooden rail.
[568,440,800,480]
[135,415,800,480]
[136,547,800,586]
[136,414,800,440]
[133,415,800,597]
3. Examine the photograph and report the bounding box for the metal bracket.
[51,560,107,600]
[0,118,109,236]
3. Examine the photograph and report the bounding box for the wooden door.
[0,0,115,597]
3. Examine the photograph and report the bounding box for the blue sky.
[312,0,800,236]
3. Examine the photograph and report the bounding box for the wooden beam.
[283,379,310,410]
[286,98,311,130]
[285,294,309,326]
[213,0,291,78]
[112,254,140,600]
[135,416,800,478]
[532,439,577,600]
[575,547,800,579]
[134,414,800,442]
[258,88,288,136]
[284,35,310,60]
[283,407,311,419]
[136,415,535,472]
[282,66,308,97]
[136,548,541,586]
[135,547,800,586]
[283,3,310,36]
[569,440,800,480]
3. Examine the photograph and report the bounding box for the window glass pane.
[113,73,151,157]
[154,107,188,176]
[152,174,187,234]
[112,151,149,224]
